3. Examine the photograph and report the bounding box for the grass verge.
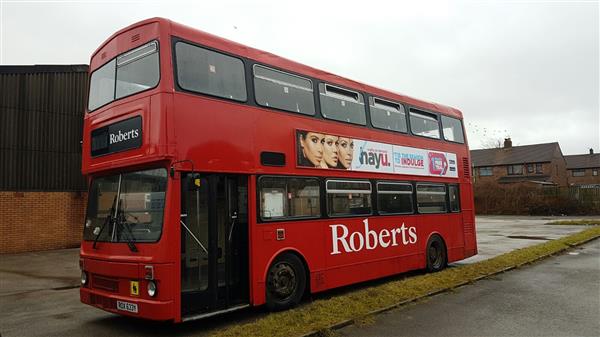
[211,226,600,337]
[546,219,600,226]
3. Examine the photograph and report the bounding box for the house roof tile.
[564,153,600,169]
[471,143,560,167]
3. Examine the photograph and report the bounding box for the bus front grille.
[90,293,116,309]
[92,274,119,292]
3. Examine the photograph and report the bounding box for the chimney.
[504,138,512,148]
[590,148,594,154]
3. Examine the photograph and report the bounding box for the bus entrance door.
[180,174,249,319]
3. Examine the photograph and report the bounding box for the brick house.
[564,149,600,187]
[471,138,568,186]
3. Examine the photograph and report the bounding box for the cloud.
[2,0,597,154]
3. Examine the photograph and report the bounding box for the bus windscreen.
[83,168,167,243]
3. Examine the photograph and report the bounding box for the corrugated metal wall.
[0,65,89,191]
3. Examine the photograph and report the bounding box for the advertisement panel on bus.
[296,129,458,178]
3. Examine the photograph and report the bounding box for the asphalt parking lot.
[0,216,597,337]
[456,215,592,264]
[340,239,600,337]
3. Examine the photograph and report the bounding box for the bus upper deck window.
[175,41,247,102]
[253,64,315,116]
[410,110,440,139]
[370,97,407,133]
[88,40,160,112]
[441,115,465,143]
[319,83,366,126]
[116,41,160,99]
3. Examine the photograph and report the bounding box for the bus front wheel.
[266,253,306,311]
[426,235,447,272]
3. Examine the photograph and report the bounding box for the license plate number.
[116,300,138,313]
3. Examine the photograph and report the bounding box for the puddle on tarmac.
[507,235,549,241]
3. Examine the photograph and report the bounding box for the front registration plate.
[116,300,138,313]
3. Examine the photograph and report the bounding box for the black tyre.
[426,235,447,272]
[265,253,306,311]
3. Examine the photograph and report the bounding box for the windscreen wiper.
[93,196,116,250]
[115,209,139,253]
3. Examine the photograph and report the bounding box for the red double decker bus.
[80,17,477,322]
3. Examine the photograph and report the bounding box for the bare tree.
[480,138,503,149]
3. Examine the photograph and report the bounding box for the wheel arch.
[263,247,312,296]
[425,231,448,250]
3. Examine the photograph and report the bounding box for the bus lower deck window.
[326,180,372,216]
[416,184,446,213]
[259,177,320,220]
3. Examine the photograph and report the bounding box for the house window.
[536,163,543,174]
[593,169,598,176]
[479,167,493,176]
[507,165,523,175]
[526,164,534,173]
[572,170,585,177]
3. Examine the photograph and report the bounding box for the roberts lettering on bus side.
[330,219,417,255]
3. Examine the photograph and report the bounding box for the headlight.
[81,271,88,286]
[147,280,157,297]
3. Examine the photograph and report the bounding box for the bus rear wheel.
[266,253,306,311]
[426,235,447,272]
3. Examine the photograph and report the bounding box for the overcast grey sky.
[1,0,598,155]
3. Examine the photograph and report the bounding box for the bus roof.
[92,17,463,119]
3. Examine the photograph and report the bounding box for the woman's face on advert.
[322,135,339,167]
[301,132,324,166]
[337,137,354,168]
